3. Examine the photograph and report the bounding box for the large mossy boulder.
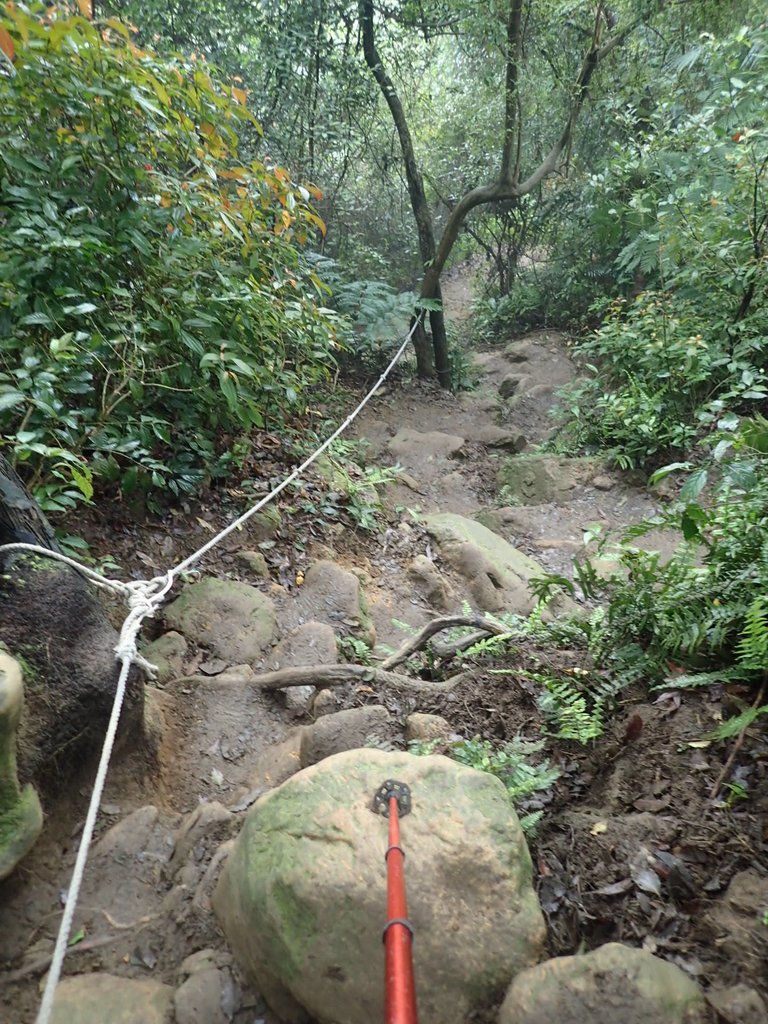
[163,577,276,665]
[498,455,608,505]
[499,943,708,1024]
[0,651,43,879]
[422,512,577,616]
[213,749,546,1024]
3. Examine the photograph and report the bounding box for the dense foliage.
[0,5,339,509]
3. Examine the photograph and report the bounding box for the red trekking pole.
[372,779,419,1024]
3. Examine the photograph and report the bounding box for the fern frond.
[736,597,768,670]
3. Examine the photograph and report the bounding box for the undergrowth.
[409,735,559,834]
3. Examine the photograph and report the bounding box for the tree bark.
[0,454,60,561]
[359,0,451,386]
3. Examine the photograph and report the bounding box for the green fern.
[736,597,768,671]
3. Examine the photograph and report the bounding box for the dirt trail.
[2,269,762,1022]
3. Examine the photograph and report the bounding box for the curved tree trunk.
[359,0,450,386]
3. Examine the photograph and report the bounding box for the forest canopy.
[0,0,766,508]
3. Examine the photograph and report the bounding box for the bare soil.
[1,267,766,1022]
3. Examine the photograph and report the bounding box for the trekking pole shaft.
[385,795,418,1024]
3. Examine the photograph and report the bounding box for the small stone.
[504,341,534,363]
[707,984,767,1024]
[388,429,466,461]
[285,686,316,712]
[405,713,451,744]
[498,373,530,399]
[141,631,187,684]
[398,472,424,493]
[299,706,392,767]
[246,506,282,544]
[243,731,303,792]
[164,578,277,665]
[408,556,455,611]
[500,943,707,1024]
[174,968,230,1024]
[50,974,173,1024]
[311,690,338,717]
[178,948,232,979]
[269,623,339,712]
[592,474,615,492]
[236,550,270,577]
[94,806,159,860]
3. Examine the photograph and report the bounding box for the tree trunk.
[0,454,60,561]
[359,0,450,384]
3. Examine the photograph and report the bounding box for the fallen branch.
[381,614,509,670]
[251,662,468,695]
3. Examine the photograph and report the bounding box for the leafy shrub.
[0,6,341,509]
[307,254,417,372]
[549,24,768,469]
[410,735,559,834]
[543,422,768,691]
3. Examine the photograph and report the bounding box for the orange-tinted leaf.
[232,87,247,106]
[76,0,92,18]
[0,25,16,61]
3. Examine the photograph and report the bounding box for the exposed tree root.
[251,662,469,695]
[249,614,508,695]
[380,614,509,670]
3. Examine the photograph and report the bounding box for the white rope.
[0,315,421,1024]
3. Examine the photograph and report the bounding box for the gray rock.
[296,561,375,648]
[423,512,577,616]
[174,967,234,1024]
[499,373,531,399]
[164,578,276,665]
[499,943,708,1024]
[408,556,455,611]
[504,341,535,363]
[241,731,303,794]
[405,713,452,744]
[270,622,339,712]
[0,652,43,880]
[169,802,237,877]
[387,428,465,462]
[236,549,270,577]
[213,749,545,1024]
[299,706,392,767]
[311,690,339,717]
[498,454,606,505]
[50,974,173,1024]
[141,631,187,684]
[244,506,282,543]
[94,805,160,861]
[592,474,615,492]
[707,984,767,1024]
[463,424,527,452]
